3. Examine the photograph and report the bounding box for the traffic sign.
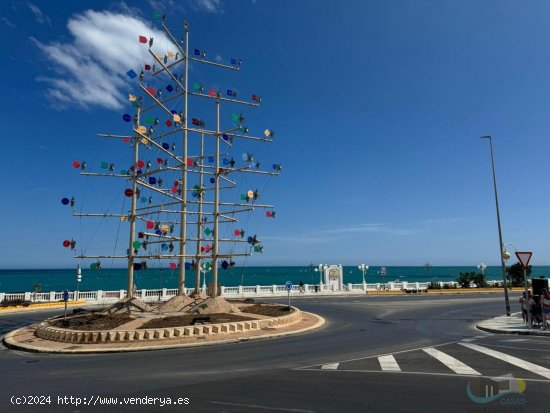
[515,252,532,269]
[63,290,69,302]
[285,281,293,291]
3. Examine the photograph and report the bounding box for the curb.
[2,312,325,354]
[475,325,550,337]
[0,301,87,313]
[476,313,550,337]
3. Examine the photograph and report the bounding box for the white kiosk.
[323,264,343,291]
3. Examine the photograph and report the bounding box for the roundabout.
[3,298,324,353]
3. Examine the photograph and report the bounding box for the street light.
[76,263,82,300]
[481,135,511,316]
[358,263,369,285]
[477,263,487,276]
[502,242,517,285]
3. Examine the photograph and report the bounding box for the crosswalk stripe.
[422,347,481,375]
[378,355,401,371]
[321,363,339,370]
[459,343,550,379]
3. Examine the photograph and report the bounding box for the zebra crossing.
[297,339,550,381]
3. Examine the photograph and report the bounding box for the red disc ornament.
[137,160,145,168]
[124,189,134,197]
[169,262,177,270]
[63,240,71,247]
[72,161,80,168]
[171,187,178,194]
[123,137,130,143]
[146,221,154,229]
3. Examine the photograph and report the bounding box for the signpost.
[515,251,532,296]
[285,281,293,311]
[63,290,69,322]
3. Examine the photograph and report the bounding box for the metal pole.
[523,267,534,298]
[178,22,190,296]
[194,133,204,294]
[288,289,291,310]
[127,106,141,298]
[482,136,511,316]
[211,98,221,297]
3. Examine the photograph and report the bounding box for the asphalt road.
[1,293,549,413]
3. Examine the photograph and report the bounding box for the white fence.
[2,280,510,305]
[0,281,445,305]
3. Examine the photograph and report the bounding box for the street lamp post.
[314,264,324,292]
[481,135,511,316]
[477,263,487,277]
[76,264,82,301]
[358,263,369,285]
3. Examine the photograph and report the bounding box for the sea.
[1,266,550,294]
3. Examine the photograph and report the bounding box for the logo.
[467,374,526,406]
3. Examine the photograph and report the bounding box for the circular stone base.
[3,308,325,354]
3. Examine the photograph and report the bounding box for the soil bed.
[139,313,253,329]
[240,304,295,317]
[49,314,133,331]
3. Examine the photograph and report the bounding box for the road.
[1,293,548,412]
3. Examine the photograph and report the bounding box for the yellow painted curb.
[0,301,86,311]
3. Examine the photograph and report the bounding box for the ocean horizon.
[1,265,549,294]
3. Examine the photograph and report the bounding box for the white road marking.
[461,338,477,342]
[321,362,339,370]
[503,339,529,343]
[460,342,550,379]
[422,347,481,375]
[209,401,314,412]
[378,355,401,371]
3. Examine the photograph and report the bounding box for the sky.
[2,0,550,269]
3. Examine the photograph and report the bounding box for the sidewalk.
[477,312,550,337]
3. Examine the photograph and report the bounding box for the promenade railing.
[0,281,440,305]
[2,280,512,305]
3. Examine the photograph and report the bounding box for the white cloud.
[322,223,418,236]
[190,0,224,14]
[32,9,177,110]
[1,17,16,28]
[28,2,51,26]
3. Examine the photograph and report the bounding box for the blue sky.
[1,0,550,269]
